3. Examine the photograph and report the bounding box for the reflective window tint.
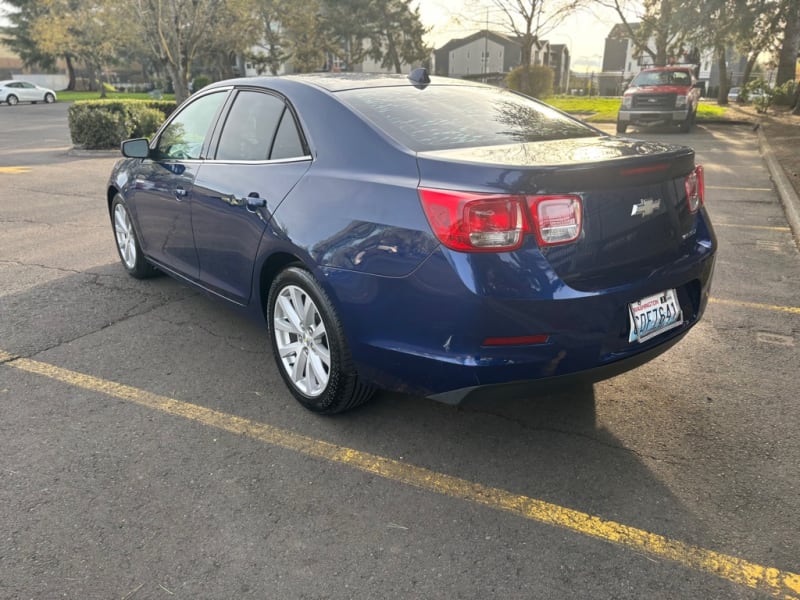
[270,110,305,160]
[155,91,227,160]
[339,85,596,152]
[217,91,285,161]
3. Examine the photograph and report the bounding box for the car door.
[127,90,228,278]
[19,82,39,101]
[191,88,311,304]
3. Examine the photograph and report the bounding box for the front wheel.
[616,121,628,134]
[7,94,18,106]
[44,93,55,104]
[267,267,375,414]
[680,109,695,133]
[111,194,158,279]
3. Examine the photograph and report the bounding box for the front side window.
[154,91,227,160]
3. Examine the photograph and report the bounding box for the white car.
[0,80,57,105]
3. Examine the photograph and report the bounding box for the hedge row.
[68,99,177,150]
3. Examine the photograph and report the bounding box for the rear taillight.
[418,188,526,252]
[685,165,705,213]
[418,188,583,252]
[528,195,583,246]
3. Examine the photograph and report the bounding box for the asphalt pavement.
[1,102,798,599]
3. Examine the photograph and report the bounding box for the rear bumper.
[618,109,689,126]
[324,228,716,401]
[428,328,688,404]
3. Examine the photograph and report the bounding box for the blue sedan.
[106,70,716,413]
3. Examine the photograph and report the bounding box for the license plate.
[628,289,683,343]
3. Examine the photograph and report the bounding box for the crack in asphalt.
[0,258,84,275]
[151,314,268,354]
[6,294,195,363]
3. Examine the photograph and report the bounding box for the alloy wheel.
[114,202,137,269]
[273,284,331,397]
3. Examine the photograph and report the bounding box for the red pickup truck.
[617,66,701,134]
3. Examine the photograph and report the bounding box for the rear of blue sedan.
[107,72,715,413]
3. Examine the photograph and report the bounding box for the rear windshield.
[337,85,597,152]
[631,70,692,87]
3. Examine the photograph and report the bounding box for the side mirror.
[121,138,150,159]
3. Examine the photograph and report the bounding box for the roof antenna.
[408,67,430,89]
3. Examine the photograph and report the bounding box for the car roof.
[207,72,480,94]
[640,66,693,73]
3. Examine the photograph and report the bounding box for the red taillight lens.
[528,195,583,246]
[418,188,583,252]
[418,188,526,252]
[685,165,705,213]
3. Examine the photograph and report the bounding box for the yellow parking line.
[706,185,773,192]
[710,297,800,315]
[0,166,32,174]
[714,223,791,232]
[1,350,798,599]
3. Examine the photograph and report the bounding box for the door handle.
[245,193,267,211]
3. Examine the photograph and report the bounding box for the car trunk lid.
[416,136,699,291]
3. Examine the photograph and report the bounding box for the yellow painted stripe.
[0,166,32,174]
[714,223,791,232]
[710,297,800,315]
[1,351,798,599]
[706,185,772,192]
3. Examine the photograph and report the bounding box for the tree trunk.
[792,84,800,114]
[65,55,76,91]
[716,45,729,105]
[776,1,800,86]
[740,53,758,89]
[166,61,190,105]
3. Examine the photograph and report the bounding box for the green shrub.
[192,75,212,92]
[126,104,168,138]
[772,80,797,106]
[506,65,554,98]
[69,107,128,149]
[68,99,177,149]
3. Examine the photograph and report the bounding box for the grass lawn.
[545,96,730,123]
[57,90,176,102]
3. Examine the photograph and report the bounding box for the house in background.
[434,30,570,92]
[0,39,24,80]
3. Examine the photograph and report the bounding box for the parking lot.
[1,102,798,599]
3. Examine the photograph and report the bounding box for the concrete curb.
[67,147,121,158]
[757,127,800,249]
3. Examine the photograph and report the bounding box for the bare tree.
[129,0,259,103]
[479,0,584,93]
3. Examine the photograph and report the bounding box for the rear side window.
[217,90,285,161]
[216,90,307,161]
[338,85,597,152]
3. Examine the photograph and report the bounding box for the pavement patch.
[1,350,799,599]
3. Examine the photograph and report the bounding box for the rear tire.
[7,94,18,106]
[268,267,375,414]
[111,194,158,279]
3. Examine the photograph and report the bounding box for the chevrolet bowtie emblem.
[631,198,661,217]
